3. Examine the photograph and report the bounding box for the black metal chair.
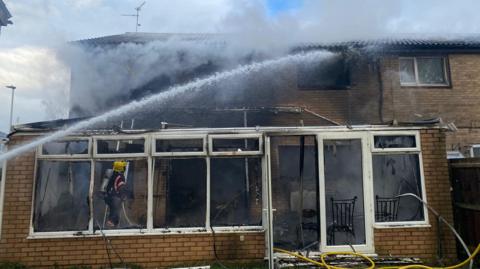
[375,195,400,222]
[328,196,357,245]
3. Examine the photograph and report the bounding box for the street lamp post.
[5,85,15,132]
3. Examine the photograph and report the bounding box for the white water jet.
[0,50,334,163]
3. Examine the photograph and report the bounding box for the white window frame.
[93,135,148,158]
[37,137,91,159]
[371,131,421,153]
[208,134,263,156]
[470,144,480,158]
[370,131,429,228]
[152,134,207,157]
[29,158,94,237]
[399,56,450,87]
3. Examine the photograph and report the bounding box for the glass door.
[269,135,320,251]
[318,133,374,252]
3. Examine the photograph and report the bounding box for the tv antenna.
[122,1,146,32]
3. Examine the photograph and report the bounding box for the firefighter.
[101,160,128,228]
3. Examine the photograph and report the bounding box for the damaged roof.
[74,32,480,51]
[75,32,224,46]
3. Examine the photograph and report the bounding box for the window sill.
[374,223,431,229]
[27,227,264,239]
[400,84,451,89]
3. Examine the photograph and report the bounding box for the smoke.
[3,0,480,130]
[61,37,277,117]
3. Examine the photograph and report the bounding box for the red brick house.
[1,34,477,268]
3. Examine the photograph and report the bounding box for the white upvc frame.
[29,158,93,238]
[399,56,450,87]
[370,130,430,228]
[151,134,207,157]
[469,144,480,157]
[93,135,148,158]
[370,131,421,153]
[208,133,263,156]
[37,137,91,159]
[317,132,375,253]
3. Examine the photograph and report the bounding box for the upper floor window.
[297,56,350,90]
[399,57,449,86]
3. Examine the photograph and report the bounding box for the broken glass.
[156,139,204,153]
[374,135,416,149]
[153,158,207,228]
[297,56,350,89]
[33,161,90,232]
[324,139,366,246]
[212,138,260,152]
[271,136,319,251]
[42,140,89,155]
[210,157,262,226]
[373,154,424,222]
[96,139,145,154]
[93,160,148,230]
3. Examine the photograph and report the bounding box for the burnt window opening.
[153,158,207,228]
[33,161,90,232]
[399,56,449,86]
[373,154,425,222]
[297,56,351,90]
[41,140,89,155]
[212,138,260,152]
[156,138,204,153]
[93,159,148,230]
[96,139,145,154]
[210,157,262,226]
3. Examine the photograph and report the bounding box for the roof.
[0,0,12,27]
[74,32,225,46]
[302,35,480,52]
[73,32,480,52]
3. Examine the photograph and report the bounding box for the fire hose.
[273,193,479,269]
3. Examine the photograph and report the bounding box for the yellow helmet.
[113,160,127,172]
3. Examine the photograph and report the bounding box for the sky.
[1,0,480,133]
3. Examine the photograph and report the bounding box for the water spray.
[0,50,334,163]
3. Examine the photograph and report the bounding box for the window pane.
[33,161,90,232]
[417,57,447,85]
[153,158,206,228]
[324,139,366,245]
[270,136,319,251]
[373,154,425,222]
[212,138,260,152]
[97,139,144,154]
[472,147,480,157]
[156,139,203,153]
[399,58,416,84]
[211,158,262,226]
[93,160,148,230]
[374,135,416,149]
[42,140,89,155]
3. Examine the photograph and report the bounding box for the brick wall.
[374,129,457,264]
[0,135,265,268]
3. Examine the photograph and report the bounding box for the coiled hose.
[274,243,479,269]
